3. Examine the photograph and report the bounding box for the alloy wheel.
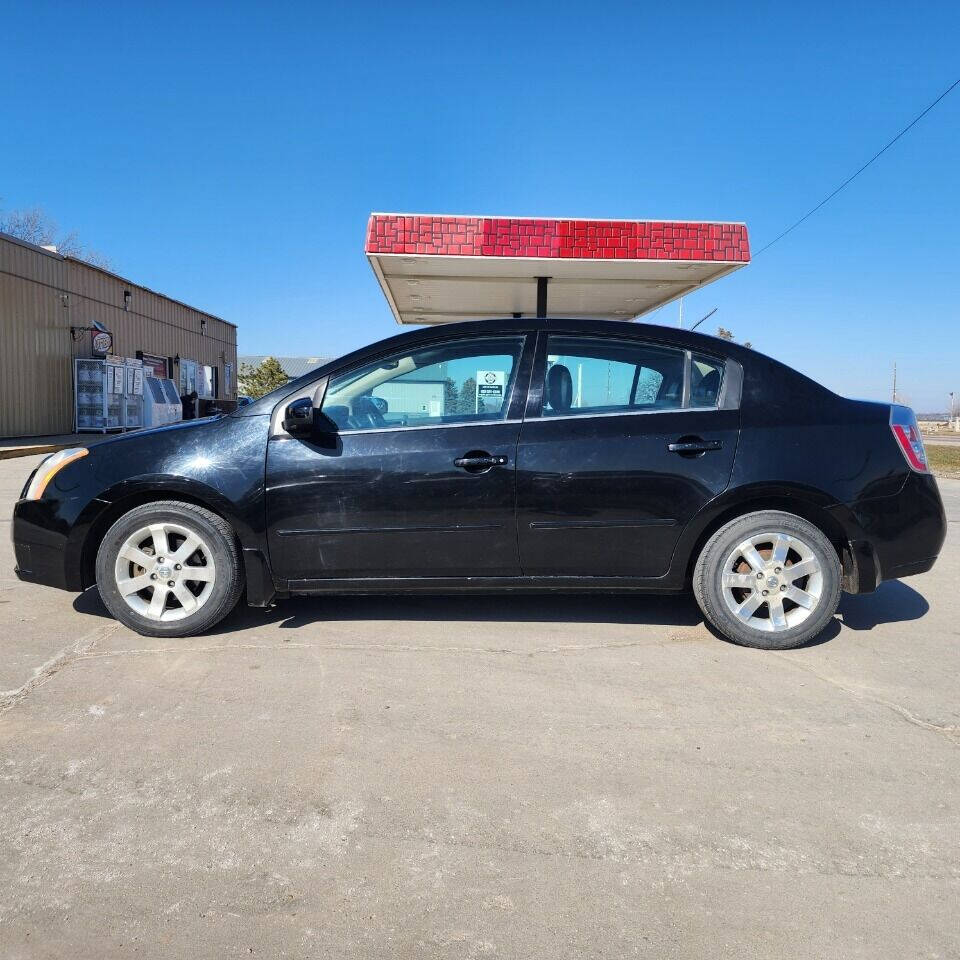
[719,531,823,633]
[113,521,217,622]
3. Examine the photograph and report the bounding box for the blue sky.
[3,1,958,411]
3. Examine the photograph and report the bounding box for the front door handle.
[667,438,723,454]
[454,452,508,472]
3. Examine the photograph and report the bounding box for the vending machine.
[75,357,125,433]
[142,374,183,427]
[75,357,144,433]
[123,358,144,430]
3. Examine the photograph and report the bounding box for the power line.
[754,76,960,257]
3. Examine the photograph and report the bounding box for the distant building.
[238,355,334,381]
[238,355,478,423]
[0,231,237,438]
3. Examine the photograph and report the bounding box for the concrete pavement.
[1,454,958,959]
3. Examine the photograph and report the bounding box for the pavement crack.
[771,653,960,745]
[0,622,118,715]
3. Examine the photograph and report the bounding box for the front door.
[266,334,532,583]
[517,333,740,579]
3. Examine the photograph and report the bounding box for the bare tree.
[0,203,113,270]
[716,326,752,349]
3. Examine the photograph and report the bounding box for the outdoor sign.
[126,364,144,395]
[475,369,505,412]
[92,329,113,355]
[141,353,167,379]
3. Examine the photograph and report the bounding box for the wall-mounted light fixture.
[123,290,132,311]
[200,318,207,336]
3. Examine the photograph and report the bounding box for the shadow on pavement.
[837,580,929,630]
[269,593,705,631]
[74,586,703,632]
[72,578,930,643]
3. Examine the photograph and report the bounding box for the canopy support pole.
[536,276,549,318]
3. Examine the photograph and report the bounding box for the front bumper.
[13,497,87,592]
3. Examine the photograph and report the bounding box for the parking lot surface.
[1,453,958,959]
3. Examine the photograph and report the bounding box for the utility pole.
[678,296,684,328]
[891,362,897,403]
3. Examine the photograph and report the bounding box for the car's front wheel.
[693,510,842,650]
[95,501,244,637]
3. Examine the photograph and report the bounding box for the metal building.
[0,231,238,438]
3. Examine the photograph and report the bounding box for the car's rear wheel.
[693,510,841,649]
[95,501,243,637]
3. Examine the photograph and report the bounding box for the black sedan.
[12,318,946,649]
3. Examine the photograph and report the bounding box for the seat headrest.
[692,370,721,406]
[546,364,573,413]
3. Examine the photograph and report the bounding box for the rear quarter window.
[690,354,724,407]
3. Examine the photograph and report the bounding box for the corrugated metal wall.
[0,233,237,438]
[0,237,72,437]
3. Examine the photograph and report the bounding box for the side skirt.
[282,575,685,596]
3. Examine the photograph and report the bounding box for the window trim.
[529,405,728,425]
[335,417,525,437]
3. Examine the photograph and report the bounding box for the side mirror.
[282,397,315,437]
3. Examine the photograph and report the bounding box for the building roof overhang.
[366,213,750,325]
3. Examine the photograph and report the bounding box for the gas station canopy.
[366,213,750,325]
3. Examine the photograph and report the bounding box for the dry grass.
[926,443,960,479]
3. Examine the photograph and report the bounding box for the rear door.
[517,333,740,578]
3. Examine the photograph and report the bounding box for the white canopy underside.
[368,254,748,325]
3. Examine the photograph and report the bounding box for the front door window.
[321,336,525,432]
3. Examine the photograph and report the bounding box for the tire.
[693,510,841,650]
[95,500,244,637]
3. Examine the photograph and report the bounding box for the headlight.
[24,447,89,500]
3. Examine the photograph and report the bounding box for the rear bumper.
[885,555,938,580]
[836,472,946,593]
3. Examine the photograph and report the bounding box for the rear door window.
[540,336,685,417]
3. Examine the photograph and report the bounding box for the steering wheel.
[350,395,388,429]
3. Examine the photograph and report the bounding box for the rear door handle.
[667,439,723,453]
[454,453,508,471]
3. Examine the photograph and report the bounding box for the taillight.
[890,405,928,473]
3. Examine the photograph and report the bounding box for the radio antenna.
[689,307,717,332]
